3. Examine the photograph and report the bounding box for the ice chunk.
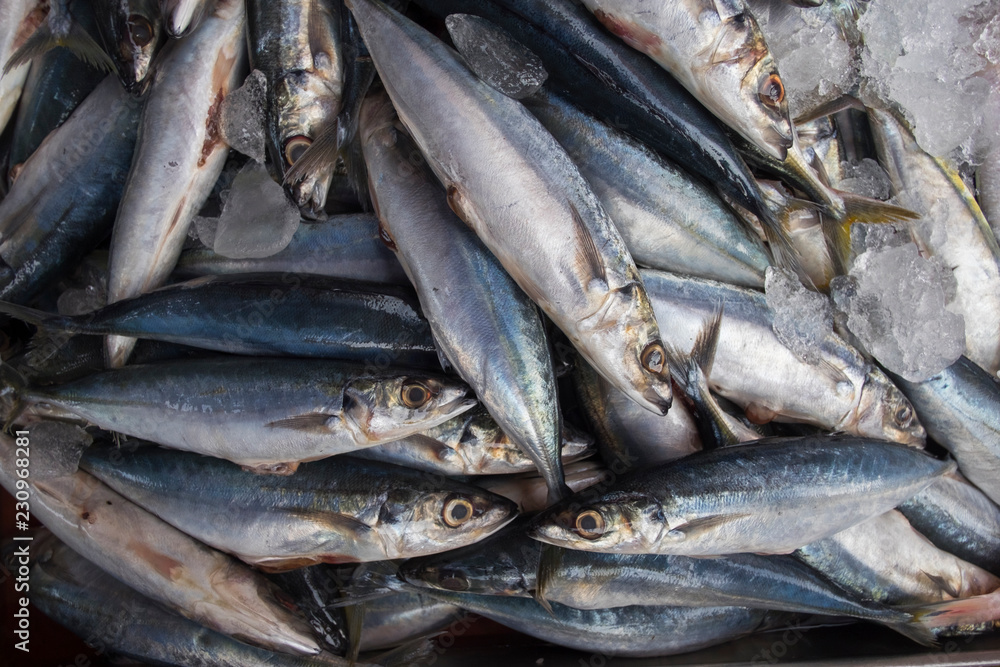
[765,267,834,365]
[858,0,998,159]
[192,215,218,248]
[445,13,547,99]
[221,70,267,163]
[210,161,300,259]
[838,158,893,201]
[24,422,92,480]
[56,255,108,316]
[750,0,858,118]
[831,232,966,382]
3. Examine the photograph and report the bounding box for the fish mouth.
[761,126,794,161]
[641,385,672,416]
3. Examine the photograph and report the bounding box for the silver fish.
[346,0,673,416]
[579,0,793,160]
[105,0,246,368]
[3,357,476,472]
[0,434,321,654]
[640,269,925,444]
[0,0,45,138]
[529,436,953,556]
[81,444,518,569]
[360,88,567,502]
[523,89,772,289]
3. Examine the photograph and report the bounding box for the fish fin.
[745,402,777,425]
[884,617,939,648]
[0,363,28,433]
[283,123,338,188]
[920,571,962,599]
[534,543,563,615]
[692,308,724,380]
[264,413,338,433]
[900,590,1000,637]
[570,202,608,290]
[4,21,114,74]
[793,96,867,126]
[374,637,439,667]
[0,301,75,332]
[289,509,374,537]
[344,601,365,666]
[669,513,749,540]
[822,190,919,270]
[324,561,406,608]
[342,131,371,211]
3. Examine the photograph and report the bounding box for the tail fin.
[323,561,404,609]
[893,591,1000,643]
[822,191,919,270]
[757,206,812,289]
[0,301,77,333]
[0,362,28,433]
[344,601,365,666]
[4,20,114,75]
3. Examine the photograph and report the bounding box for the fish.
[573,356,701,472]
[2,357,476,472]
[104,0,246,368]
[794,510,1000,606]
[247,0,345,212]
[868,105,1000,375]
[81,444,518,569]
[0,434,322,655]
[410,0,777,229]
[173,212,408,285]
[579,0,793,161]
[0,0,47,136]
[160,0,211,37]
[29,533,375,665]
[898,472,1000,575]
[348,0,672,416]
[353,405,594,477]
[888,356,1000,506]
[6,1,106,177]
[0,75,142,305]
[640,269,925,444]
[0,274,440,368]
[523,88,772,289]
[94,0,165,92]
[360,88,567,503]
[528,436,954,556]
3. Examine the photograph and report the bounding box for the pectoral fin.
[667,513,749,540]
[265,413,338,433]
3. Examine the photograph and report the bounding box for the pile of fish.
[1,0,1000,664]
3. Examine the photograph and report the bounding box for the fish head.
[705,10,793,161]
[342,375,477,443]
[110,5,164,92]
[578,282,673,415]
[527,491,666,552]
[561,423,597,462]
[852,369,926,446]
[379,487,518,558]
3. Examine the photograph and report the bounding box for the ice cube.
[210,161,300,259]
[838,158,893,201]
[25,422,92,480]
[221,70,267,163]
[765,267,834,366]
[831,239,966,382]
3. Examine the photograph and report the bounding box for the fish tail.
[374,637,439,667]
[0,362,28,433]
[4,20,114,75]
[0,300,76,333]
[901,590,1000,639]
[323,561,403,608]
[758,207,814,290]
[822,191,920,270]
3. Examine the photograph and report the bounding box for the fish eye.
[128,15,154,47]
[640,341,665,375]
[442,497,475,527]
[575,510,606,539]
[400,381,433,409]
[283,136,312,165]
[895,405,913,426]
[759,74,785,109]
[438,570,470,591]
